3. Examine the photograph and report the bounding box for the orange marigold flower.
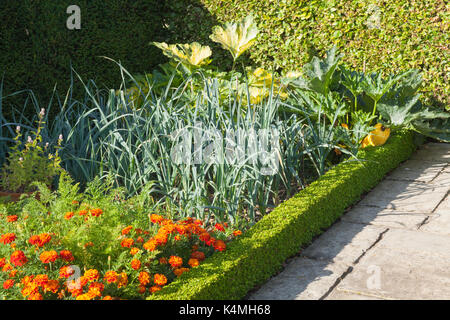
[38,233,52,246]
[88,282,104,297]
[159,257,168,265]
[28,292,43,300]
[191,245,199,251]
[78,209,88,216]
[150,214,164,224]
[103,296,112,300]
[6,215,18,223]
[174,235,181,241]
[39,250,58,264]
[9,270,18,278]
[213,239,226,252]
[233,230,242,236]
[188,258,200,268]
[104,271,118,283]
[10,250,27,267]
[117,272,128,288]
[121,238,134,248]
[90,208,103,217]
[130,247,140,255]
[59,266,75,278]
[3,263,13,272]
[173,268,190,277]
[44,280,60,294]
[191,251,205,262]
[76,292,96,300]
[3,279,14,289]
[131,259,141,270]
[168,256,183,268]
[153,274,167,286]
[143,239,158,252]
[0,258,6,268]
[149,285,161,293]
[136,236,145,243]
[84,269,100,282]
[154,233,168,245]
[138,271,150,286]
[34,274,49,287]
[121,226,133,235]
[138,285,146,294]
[0,233,16,245]
[214,223,225,232]
[59,250,74,262]
[135,228,143,235]
[64,212,74,220]
[72,200,79,205]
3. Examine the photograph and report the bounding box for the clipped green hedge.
[0,0,166,118]
[149,130,416,300]
[173,0,448,110]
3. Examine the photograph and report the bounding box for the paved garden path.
[248,142,450,300]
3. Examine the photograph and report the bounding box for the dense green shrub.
[175,0,448,110]
[0,0,166,119]
[149,130,417,300]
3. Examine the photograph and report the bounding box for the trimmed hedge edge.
[149,130,416,300]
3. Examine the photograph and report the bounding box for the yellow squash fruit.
[361,123,391,148]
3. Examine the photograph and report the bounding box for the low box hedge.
[149,130,416,300]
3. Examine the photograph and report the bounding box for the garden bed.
[149,130,416,300]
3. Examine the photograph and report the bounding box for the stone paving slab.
[341,205,427,230]
[248,257,350,300]
[357,179,448,213]
[325,289,387,300]
[335,229,450,300]
[385,159,447,183]
[419,194,450,236]
[410,143,450,163]
[300,222,387,264]
[431,170,450,187]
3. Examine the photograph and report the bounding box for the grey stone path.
[248,142,450,300]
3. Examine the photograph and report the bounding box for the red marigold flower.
[38,233,52,246]
[84,242,94,248]
[84,269,100,282]
[138,271,150,286]
[150,214,164,224]
[3,279,14,289]
[10,250,27,267]
[121,226,133,235]
[138,285,146,294]
[214,223,225,232]
[6,215,18,223]
[136,236,145,243]
[64,212,74,220]
[213,239,226,252]
[121,238,134,248]
[39,250,58,264]
[159,257,168,265]
[188,258,200,268]
[174,235,181,241]
[173,268,190,277]
[0,233,16,245]
[191,251,205,262]
[59,250,74,262]
[153,274,167,286]
[59,266,75,278]
[0,257,6,268]
[194,219,203,226]
[131,259,141,270]
[104,271,118,284]
[168,256,183,268]
[2,263,13,272]
[90,208,103,217]
[149,285,162,293]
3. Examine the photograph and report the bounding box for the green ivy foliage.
[182,0,448,110]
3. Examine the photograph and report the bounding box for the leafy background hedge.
[0,0,167,119]
[170,0,449,110]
